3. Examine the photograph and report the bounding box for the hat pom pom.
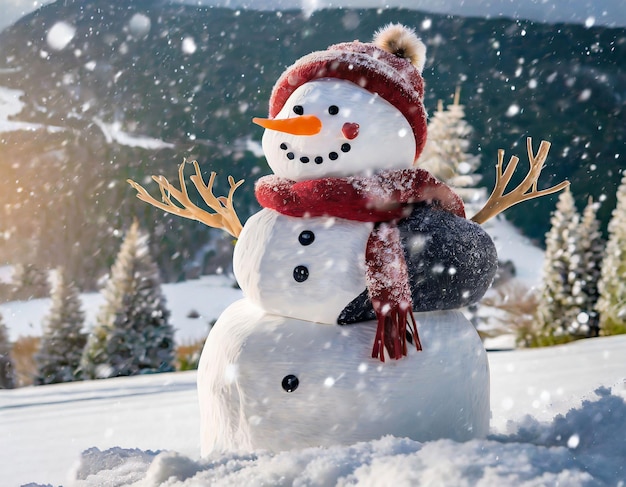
[373,23,426,73]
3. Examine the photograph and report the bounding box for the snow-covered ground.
[1,274,243,344]
[1,335,624,486]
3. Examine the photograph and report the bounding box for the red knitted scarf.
[255,168,465,361]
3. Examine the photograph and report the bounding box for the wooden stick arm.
[471,138,570,225]
[127,159,244,238]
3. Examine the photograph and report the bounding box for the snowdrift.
[72,387,626,486]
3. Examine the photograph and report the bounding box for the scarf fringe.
[371,306,422,361]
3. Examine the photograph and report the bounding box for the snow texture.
[93,118,174,150]
[69,387,626,486]
[483,215,545,288]
[2,334,624,486]
[0,86,63,133]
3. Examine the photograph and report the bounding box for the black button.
[298,230,315,246]
[341,143,351,152]
[282,374,299,392]
[329,152,338,160]
[293,265,309,282]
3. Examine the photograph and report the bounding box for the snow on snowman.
[128,24,568,454]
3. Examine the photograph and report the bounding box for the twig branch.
[471,137,570,224]
[127,159,244,238]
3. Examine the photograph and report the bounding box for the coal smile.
[279,141,352,165]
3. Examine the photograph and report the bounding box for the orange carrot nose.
[252,115,322,136]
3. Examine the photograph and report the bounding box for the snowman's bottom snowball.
[198,299,489,455]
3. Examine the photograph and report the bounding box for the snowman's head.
[253,23,427,181]
[256,79,416,181]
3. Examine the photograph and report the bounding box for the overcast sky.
[1,0,625,32]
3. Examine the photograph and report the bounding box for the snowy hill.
[481,215,545,288]
[1,334,624,486]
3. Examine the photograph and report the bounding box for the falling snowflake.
[46,21,76,51]
[506,104,520,117]
[128,13,151,38]
[567,434,580,449]
[182,36,197,55]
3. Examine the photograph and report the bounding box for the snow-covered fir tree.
[597,173,626,336]
[34,267,86,385]
[81,220,175,379]
[419,88,484,206]
[11,263,49,300]
[536,188,581,344]
[0,316,16,389]
[568,197,605,337]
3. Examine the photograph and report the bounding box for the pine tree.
[597,173,626,335]
[11,263,49,301]
[568,198,605,337]
[536,188,580,344]
[419,88,483,204]
[34,267,86,385]
[81,220,175,379]
[0,316,16,389]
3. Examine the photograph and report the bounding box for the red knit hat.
[268,24,428,162]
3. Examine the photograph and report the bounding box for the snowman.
[128,24,569,454]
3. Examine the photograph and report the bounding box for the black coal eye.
[298,230,315,246]
[293,105,304,115]
[282,374,299,392]
[293,265,309,282]
[328,105,339,115]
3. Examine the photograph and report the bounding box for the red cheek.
[342,122,360,140]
